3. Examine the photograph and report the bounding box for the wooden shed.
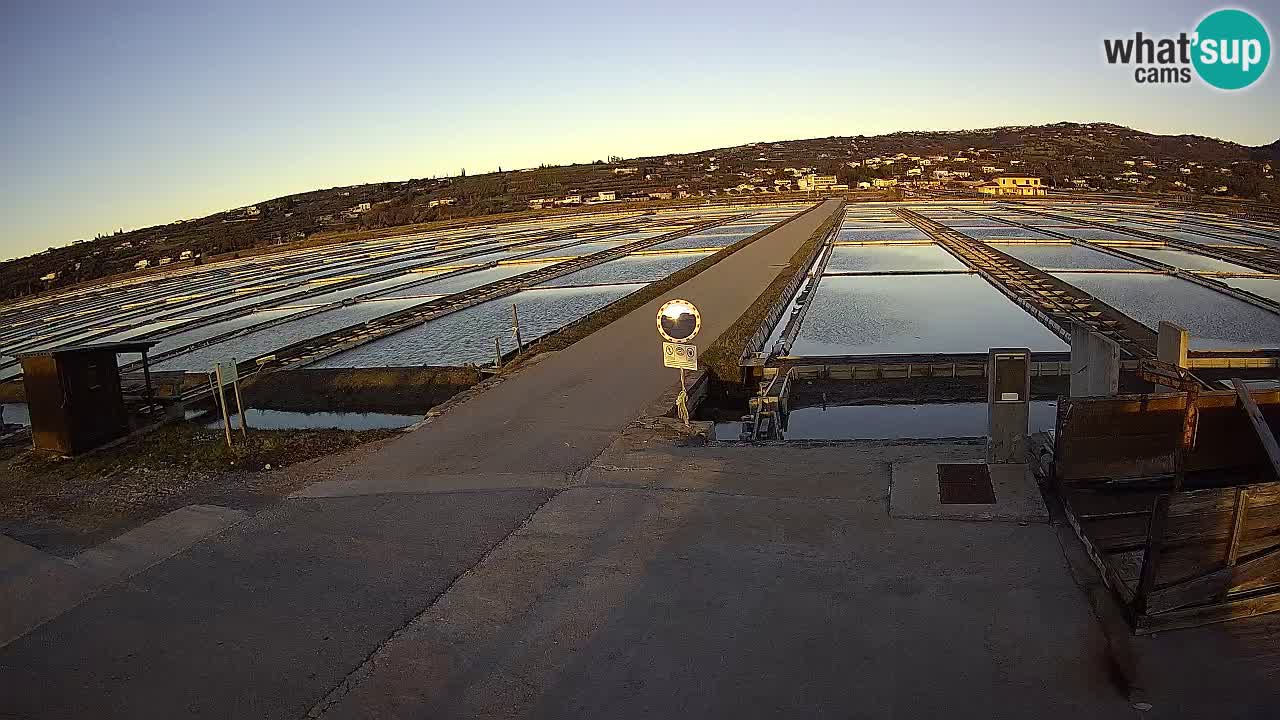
[15,341,158,455]
[1053,384,1280,632]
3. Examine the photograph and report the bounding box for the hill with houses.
[3,122,1276,303]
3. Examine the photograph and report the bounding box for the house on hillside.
[797,174,837,192]
[976,176,1047,197]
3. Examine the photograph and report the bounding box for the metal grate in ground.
[937,463,996,504]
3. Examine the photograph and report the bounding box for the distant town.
[3,121,1277,301]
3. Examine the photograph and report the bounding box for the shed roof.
[14,340,159,359]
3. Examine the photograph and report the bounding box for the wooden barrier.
[1053,389,1280,632]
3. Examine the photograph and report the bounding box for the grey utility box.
[987,348,1031,464]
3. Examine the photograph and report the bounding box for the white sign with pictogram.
[663,342,697,370]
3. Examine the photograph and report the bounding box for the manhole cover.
[938,464,996,504]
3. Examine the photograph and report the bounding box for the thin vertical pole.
[208,373,219,413]
[512,304,523,354]
[1134,495,1170,615]
[233,379,248,439]
[495,336,503,369]
[214,365,233,449]
[231,358,248,436]
[141,350,155,414]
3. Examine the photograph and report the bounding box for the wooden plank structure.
[1053,379,1280,632]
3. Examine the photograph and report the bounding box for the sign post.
[656,299,702,427]
[212,365,233,448]
[512,303,523,354]
[211,360,247,446]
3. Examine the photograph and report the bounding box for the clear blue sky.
[2,0,1276,260]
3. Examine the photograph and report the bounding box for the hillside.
[4,122,1277,303]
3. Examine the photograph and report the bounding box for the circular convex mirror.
[656,299,701,343]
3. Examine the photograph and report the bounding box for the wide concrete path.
[0,200,840,720]
[300,199,840,495]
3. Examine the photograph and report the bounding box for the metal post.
[512,304,523,354]
[140,350,155,414]
[214,365,233,449]
[230,358,249,435]
[232,380,248,439]
[676,368,690,427]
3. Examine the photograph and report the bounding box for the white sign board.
[212,361,239,387]
[663,342,698,371]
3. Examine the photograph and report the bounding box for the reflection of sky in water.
[715,401,1058,441]
[990,244,1144,271]
[153,299,419,371]
[825,244,965,273]
[1,403,31,427]
[378,264,555,298]
[836,227,928,242]
[538,253,707,287]
[648,231,752,251]
[962,227,1055,239]
[1116,247,1260,274]
[315,284,642,367]
[200,409,421,431]
[141,308,309,359]
[1223,278,1280,305]
[1054,272,1280,351]
[792,274,1066,356]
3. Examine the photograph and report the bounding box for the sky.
[2,0,1277,260]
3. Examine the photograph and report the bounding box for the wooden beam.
[1136,590,1280,634]
[1233,378,1280,481]
[1146,543,1280,615]
[1226,488,1250,567]
[1220,488,1251,603]
[1133,495,1171,614]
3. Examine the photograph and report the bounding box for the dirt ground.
[0,422,397,556]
